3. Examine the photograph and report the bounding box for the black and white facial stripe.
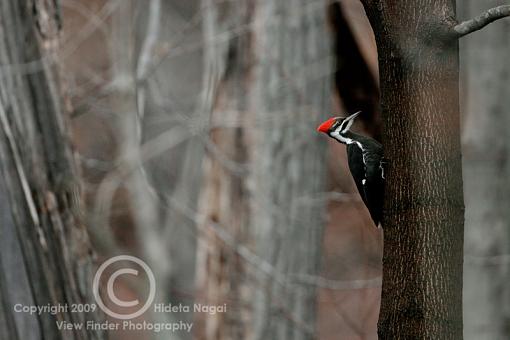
[330,111,366,164]
[329,111,361,144]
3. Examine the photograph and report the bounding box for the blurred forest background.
[0,0,509,339]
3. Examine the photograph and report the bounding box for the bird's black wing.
[362,143,384,226]
[346,143,367,206]
[347,140,384,226]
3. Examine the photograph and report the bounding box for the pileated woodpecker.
[317,111,384,227]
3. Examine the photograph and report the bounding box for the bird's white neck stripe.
[331,131,365,152]
[331,131,367,168]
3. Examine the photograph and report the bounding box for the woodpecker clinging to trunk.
[317,111,384,227]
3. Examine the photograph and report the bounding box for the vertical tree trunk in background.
[0,1,103,339]
[105,2,182,338]
[361,1,465,338]
[460,1,510,339]
[194,2,253,339]
[196,1,331,339]
[249,2,330,339]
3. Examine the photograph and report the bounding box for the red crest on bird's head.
[317,112,361,134]
[317,117,339,133]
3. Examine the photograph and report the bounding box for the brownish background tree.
[194,1,331,339]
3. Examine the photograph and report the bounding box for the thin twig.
[0,102,40,228]
[0,99,44,247]
[136,0,161,140]
[454,5,510,38]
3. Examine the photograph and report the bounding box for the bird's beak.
[317,117,337,133]
[345,111,361,122]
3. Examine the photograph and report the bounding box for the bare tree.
[460,1,510,339]
[360,1,510,338]
[0,1,103,339]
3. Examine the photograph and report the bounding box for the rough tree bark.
[0,1,103,340]
[360,0,510,338]
[460,1,510,339]
[360,1,465,338]
[195,0,330,339]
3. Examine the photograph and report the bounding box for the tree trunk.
[249,2,330,339]
[195,1,331,339]
[361,1,465,338]
[0,1,103,339]
[460,1,510,339]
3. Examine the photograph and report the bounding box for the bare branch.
[0,100,41,229]
[136,0,161,135]
[454,5,510,38]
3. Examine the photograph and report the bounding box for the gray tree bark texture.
[460,1,510,339]
[361,0,465,338]
[195,0,330,339]
[0,1,103,340]
[249,2,330,339]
